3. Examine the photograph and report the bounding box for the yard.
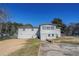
[0,38,40,56]
[0,36,79,56]
[52,36,79,44]
[39,36,79,56]
[9,39,40,56]
[0,39,26,56]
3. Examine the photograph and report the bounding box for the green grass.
[9,38,40,56]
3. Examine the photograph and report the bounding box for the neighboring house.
[18,24,61,41]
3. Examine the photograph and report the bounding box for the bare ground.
[39,37,79,56]
[39,41,79,56]
[0,39,26,56]
[0,36,79,56]
[9,39,40,56]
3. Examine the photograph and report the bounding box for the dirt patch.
[0,39,26,56]
[9,39,40,56]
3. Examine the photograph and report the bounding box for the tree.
[25,24,33,28]
[51,18,66,33]
[66,23,79,36]
[0,9,8,34]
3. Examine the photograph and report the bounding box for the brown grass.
[9,39,40,56]
[52,36,79,44]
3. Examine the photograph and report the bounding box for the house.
[18,27,39,39]
[40,24,61,40]
[18,24,61,41]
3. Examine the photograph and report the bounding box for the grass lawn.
[52,36,79,44]
[9,39,40,56]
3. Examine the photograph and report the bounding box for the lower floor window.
[52,34,54,36]
[48,34,54,37]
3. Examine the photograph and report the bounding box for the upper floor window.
[47,27,50,30]
[51,26,54,30]
[42,26,54,30]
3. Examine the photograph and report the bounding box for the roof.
[18,24,57,29]
[18,26,38,29]
[39,24,57,27]
[19,26,33,28]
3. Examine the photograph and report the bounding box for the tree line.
[0,9,33,39]
[0,21,33,39]
[51,18,79,36]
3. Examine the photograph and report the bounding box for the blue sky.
[0,3,79,26]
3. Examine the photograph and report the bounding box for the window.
[52,34,54,36]
[47,27,50,30]
[42,26,55,30]
[42,26,51,30]
[48,34,50,37]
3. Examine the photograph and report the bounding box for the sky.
[0,3,79,26]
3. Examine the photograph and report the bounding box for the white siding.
[18,28,38,39]
[40,25,61,41]
[17,24,61,40]
[55,29,61,37]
